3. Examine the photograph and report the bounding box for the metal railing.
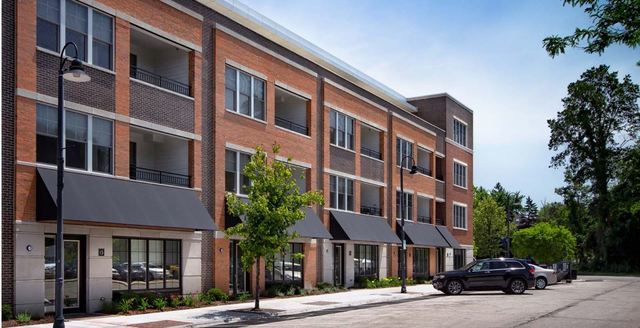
[360,205,382,217]
[130,165,191,188]
[417,215,432,224]
[361,146,382,160]
[275,116,309,135]
[435,217,445,226]
[415,165,432,176]
[130,65,191,96]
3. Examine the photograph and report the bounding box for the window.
[330,110,355,150]
[329,175,354,211]
[505,261,525,269]
[37,0,113,70]
[112,238,181,292]
[396,137,413,169]
[417,196,431,223]
[453,118,467,147]
[454,249,466,270]
[225,66,265,120]
[354,244,378,279]
[396,191,413,221]
[453,161,467,188]
[225,149,251,195]
[36,104,113,174]
[288,164,307,193]
[265,243,303,285]
[453,203,467,229]
[413,248,429,278]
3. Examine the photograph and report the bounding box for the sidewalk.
[23,284,439,327]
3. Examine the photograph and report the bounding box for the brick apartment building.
[2,0,474,317]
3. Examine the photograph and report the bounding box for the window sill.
[330,144,356,154]
[37,46,116,75]
[274,125,311,139]
[225,109,267,125]
[452,226,468,231]
[416,172,434,179]
[453,184,468,190]
[360,153,384,163]
[324,207,356,214]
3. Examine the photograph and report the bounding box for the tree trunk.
[254,257,261,311]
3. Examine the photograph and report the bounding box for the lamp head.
[63,59,90,82]
[409,165,418,175]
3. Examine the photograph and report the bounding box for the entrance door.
[229,240,249,295]
[333,244,344,286]
[44,235,85,313]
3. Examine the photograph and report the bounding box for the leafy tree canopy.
[512,222,577,264]
[473,195,508,258]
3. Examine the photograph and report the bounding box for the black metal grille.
[416,165,432,176]
[130,66,191,97]
[360,205,382,217]
[361,146,382,160]
[417,215,432,224]
[130,165,191,188]
[435,217,445,226]
[275,116,309,135]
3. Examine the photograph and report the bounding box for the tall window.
[225,149,251,195]
[453,118,467,147]
[37,0,113,70]
[36,104,113,174]
[224,66,265,121]
[265,243,303,285]
[453,203,467,229]
[354,244,378,279]
[329,175,354,211]
[413,248,429,278]
[396,191,413,221]
[112,238,181,292]
[454,249,466,270]
[288,164,307,193]
[330,110,355,150]
[453,161,467,188]
[396,137,413,169]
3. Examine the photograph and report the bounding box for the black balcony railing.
[361,146,382,160]
[275,116,309,135]
[417,215,432,224]
[130,165,191,188]
[416,165,432,176]
[361,205,382,217]
[130,65,191,97]
[435,217,445,226]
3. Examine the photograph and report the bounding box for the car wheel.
[445,280,463,295]
[509,278,527,294]
[535,277,547,290]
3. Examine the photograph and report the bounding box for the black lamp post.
[54,42,90,328]
[399,155,417,293]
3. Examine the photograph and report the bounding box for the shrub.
[15,312,31,324]
[2,304,12,321]
[315,282,332,290]
[137,297,150,311]
[182,294,196,307]
[116,297,135,313]
[153,298,168,311]
[206,288,229,302]
[169,295,182,308]
[237,292,251,301]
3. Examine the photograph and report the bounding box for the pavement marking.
[303,301,342,306]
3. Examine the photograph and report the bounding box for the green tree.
[512,222,577,264]
[548,65,640,264]
[538,202,570,227]
[473,194,508,258]
[520,196,539,228]
[226,144,324,310]
[543,0,640,65]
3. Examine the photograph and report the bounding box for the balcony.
[130,27,191,97]
[417,196,432,224]
[417,147,432,177]
[361,183,382,217]
[361,124,382,160]
[130,127,190,188]
[435,155,445,181]
[275,87,309,135]
[435,200,445,225]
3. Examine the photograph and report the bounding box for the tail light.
[528,266,535,274]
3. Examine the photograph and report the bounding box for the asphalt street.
[217,276,640,328]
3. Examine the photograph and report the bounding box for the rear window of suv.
[490,261,507,269]
[505,261,525,268]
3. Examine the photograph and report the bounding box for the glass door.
[229,240,249,295]
[333,244,344,286]
[44,235,84,313]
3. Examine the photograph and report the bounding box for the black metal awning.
[226,204,332,239]
[436,225,461,248]
[36,167,216,231]
[396,220,450,248]
[330,210,400,244]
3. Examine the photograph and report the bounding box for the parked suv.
[433,258,535,295]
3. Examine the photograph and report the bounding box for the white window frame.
[396,190,413,221]
[36,103,114,174]
[453,202,467,230]
[453,160,468,188]
[330,110,355,151]
[396,137,414,169]
[38,0,114,70]
[226,149,252,196]
[225,65,266,122]
[330,175,354,211]
[453,118,467,147]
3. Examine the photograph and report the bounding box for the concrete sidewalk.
[23,284,439,327]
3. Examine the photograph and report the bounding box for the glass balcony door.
[45,235,85,313]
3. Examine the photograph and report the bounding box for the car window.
[490,261,507,270]
[505,261,524,268]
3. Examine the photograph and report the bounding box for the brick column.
[114,17,130,177]
[189,140,201,189]
[304,240,318,289]
[213,238,230,294]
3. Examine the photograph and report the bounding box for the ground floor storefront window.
[354,244,378,279]
[265,243,304,286]
[112,238,181,293]
[413,247,429,278]
[454,249,466,270]
[436,247,445,273]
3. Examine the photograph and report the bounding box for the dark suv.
[432,258,535,295]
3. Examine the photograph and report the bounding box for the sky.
[242,0,639,204]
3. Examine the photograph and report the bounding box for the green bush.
[116,297,135,313]
[16,312,31,324]
[206,288,229,302]
[315,282,332,290]
[137,297,150,311]
[182,294,196,307]
[2,304,12,321]
[152,298,167,311]
[169,295,181,308]
[237,291,251,301]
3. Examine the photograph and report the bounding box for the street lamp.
[399,155,417,293]
[54,42,90,328]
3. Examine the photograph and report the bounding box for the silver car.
[531,264,558,289]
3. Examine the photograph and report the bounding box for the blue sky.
[242,0,639,204]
